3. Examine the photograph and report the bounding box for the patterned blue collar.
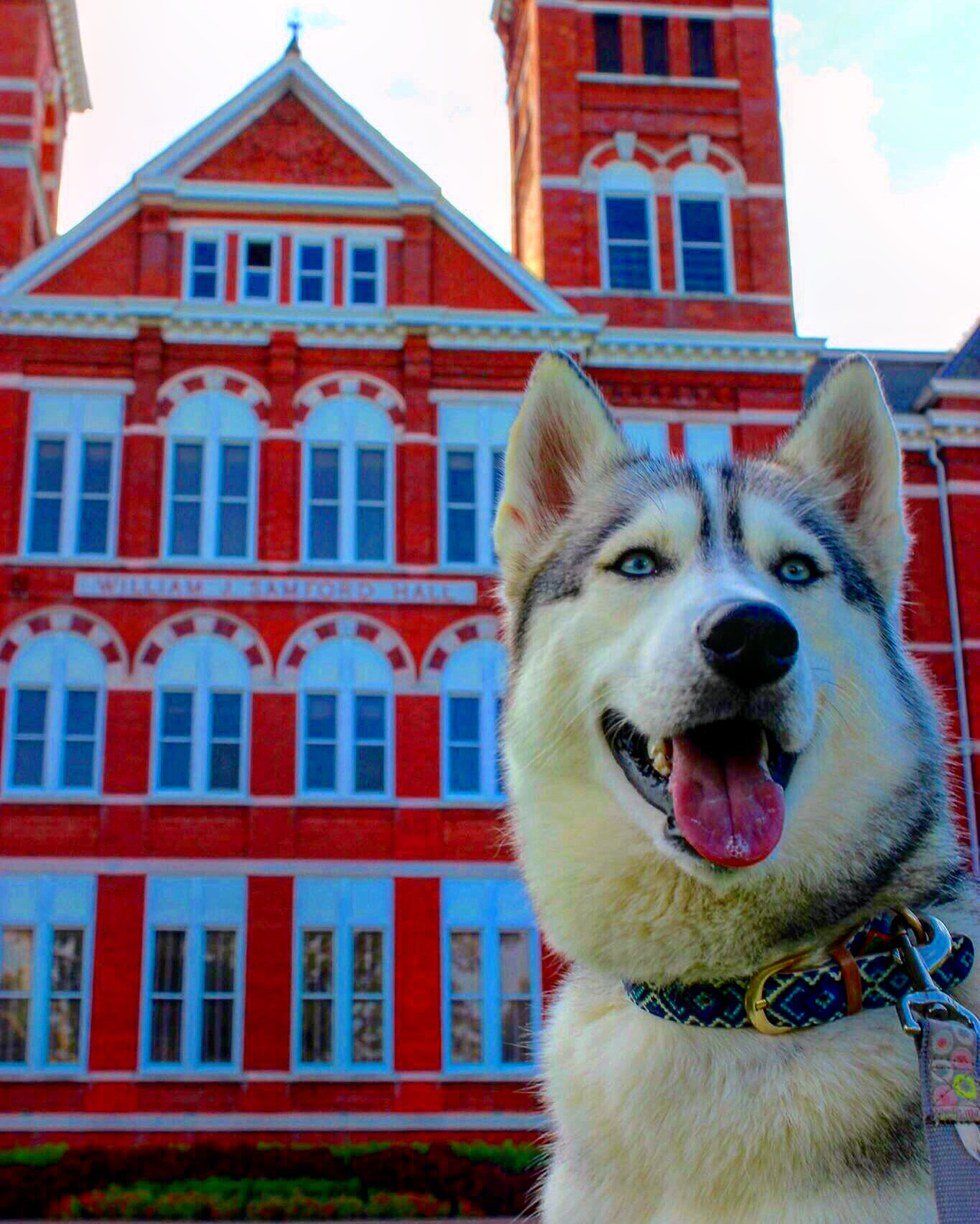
[624,914,975,1034]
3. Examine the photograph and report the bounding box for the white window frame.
[140,876,245,1074]
[293,237,333,307]
[151,637,251,799]
[438,402,516,571]
[183,232,227,303]
[237,233,279,305]
[344,238,386,308]
[4,634,106,797]
[162,392,260,564]
[599,190,658,293]
[21,391,122,561]
[293,877,393,1074]
[672,165,734,297]
[0,874,95,1075]
[297,639,394,801]
[300,397,394,567]
[441,878,541,1075]
[441,641,506,802]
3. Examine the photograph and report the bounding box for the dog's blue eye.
[775,554,820,586]
[612,549,663,579]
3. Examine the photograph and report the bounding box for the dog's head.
[495,353,956,979]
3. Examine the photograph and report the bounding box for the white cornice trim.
[533,1,770,17]
[0,1110,545,1132]
[45,0,91,112]
[588,327,824,373]
[930,378,980,399]
[0,373,134,391]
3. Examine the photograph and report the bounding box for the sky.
[58,1,980,352]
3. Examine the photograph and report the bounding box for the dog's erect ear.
[775,355,907,595]
[494,352,626,579]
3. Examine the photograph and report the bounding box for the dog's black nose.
[697,601,798,689]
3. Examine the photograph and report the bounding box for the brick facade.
[0,0,976,1142]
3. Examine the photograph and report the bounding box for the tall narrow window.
[642,16,669,76]
[689,19,716,78]
[187,236,223,301]
[241,237,276,303]
[499,931,533,1064]
[0,875,94,1070]
[201,930,236,1064]
[143,877,244,1073]
[295,241,331,305]
[440,404,516,570]
[27,439,65,554]
[6,635,106,795]
[23,391,121,560]
[301,395,393,565]
[298,639,393,800]
[442,641,506,800]
[149,929,185,1064]
[603,196,654,291]
[448,930,483,1065]
[0,928,32,1064]
[300,929,334,1064]
[294,878,391,1072]
[351,930,384,1064]
[217,444,250,558]
[164,390,259,562]
[594,13,622,73]
[348,243,382,306]
[442,879,540,1073]
[678,197,728,293]
[154,637,250,797]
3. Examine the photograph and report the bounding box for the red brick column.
[244,876,294,1072]
[0,388,27,554]
[251,693,296,796]
[400,337,436,566]
[261,332,299,563]
[394,877,442,1071]
[103,691,151,794]
[89,875,145,1071]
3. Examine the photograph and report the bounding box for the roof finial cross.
[286,15,302,56]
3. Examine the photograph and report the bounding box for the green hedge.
[0,1141,546,1219]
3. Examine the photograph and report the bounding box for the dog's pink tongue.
[669,732,784,868]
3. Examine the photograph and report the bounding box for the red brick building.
[0,0,976,1142]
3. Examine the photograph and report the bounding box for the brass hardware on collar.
[745,950,810,1035]
[893,905,928,945]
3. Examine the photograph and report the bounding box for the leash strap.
[917,1018,980,1222]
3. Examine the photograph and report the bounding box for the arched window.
[153,637,250,796]
[5,634,106,794]
[673,164,732,295]
[163,391,260,562]
[442,640,506,801]
[298,639,393,798]
[599,162,657,292]
[301,396,393,565]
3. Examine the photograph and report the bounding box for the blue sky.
[59,1,979,351]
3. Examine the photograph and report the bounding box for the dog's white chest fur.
[541,968,938,1224]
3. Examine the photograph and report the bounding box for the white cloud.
[779,61,980,350]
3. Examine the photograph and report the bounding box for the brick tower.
[0,0,90,272]
[493,0,793,333]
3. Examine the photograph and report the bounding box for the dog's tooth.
[649,737,672,779]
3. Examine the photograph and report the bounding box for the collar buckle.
[744,950,811,1035]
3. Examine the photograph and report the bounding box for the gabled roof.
[0,44,573,318]
[939,319,980,381]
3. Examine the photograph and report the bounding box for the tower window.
[642,16,669,76]
[689,20,716,78]
[240,237,276,303]
[593,14,622,74]
[678,197,728,293]
[603,196,654,291]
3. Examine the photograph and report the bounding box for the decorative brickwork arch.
[278,614,416,691]
[581,135,664,189]
[419,615,503,692]
[0,606,128,684]
[156,367,272,421]
[294,372,407,430]
[134,610,273,688]
[662,137,747,194]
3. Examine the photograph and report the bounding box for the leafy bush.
[0,1141,543,1219]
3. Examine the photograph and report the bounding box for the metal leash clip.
[891,908,980,1039]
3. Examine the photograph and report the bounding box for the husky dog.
[494,353,979,1223]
